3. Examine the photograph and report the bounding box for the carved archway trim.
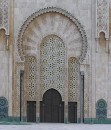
[17,7,87,63]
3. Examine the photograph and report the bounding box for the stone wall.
[1,0,111,123]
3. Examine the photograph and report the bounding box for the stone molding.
[17,7,88,63]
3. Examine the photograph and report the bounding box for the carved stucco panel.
[97,0,109,38]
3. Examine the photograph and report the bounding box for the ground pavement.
[0,124,111,130]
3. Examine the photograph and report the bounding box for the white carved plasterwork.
[97,0,109,38]
[68,57,79,102]
[40,35,65,100]
[25,56,37,101]
[0,0,9,35]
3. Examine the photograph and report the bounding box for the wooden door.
[27,101,36,122]
[40,89,64,123]
[68,102,77,123]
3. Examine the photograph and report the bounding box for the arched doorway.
[16,7,88,123]
[40,89,64,123]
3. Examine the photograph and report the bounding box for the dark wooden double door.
[40,89,64,123]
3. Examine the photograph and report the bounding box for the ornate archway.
[15,7,88,122]
[17,7,87,63]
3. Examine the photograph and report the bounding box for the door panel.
[68,102,77,123]
[40,89,64,123]
[27,101,36,122]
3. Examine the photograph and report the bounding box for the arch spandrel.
[17,7,87,63]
